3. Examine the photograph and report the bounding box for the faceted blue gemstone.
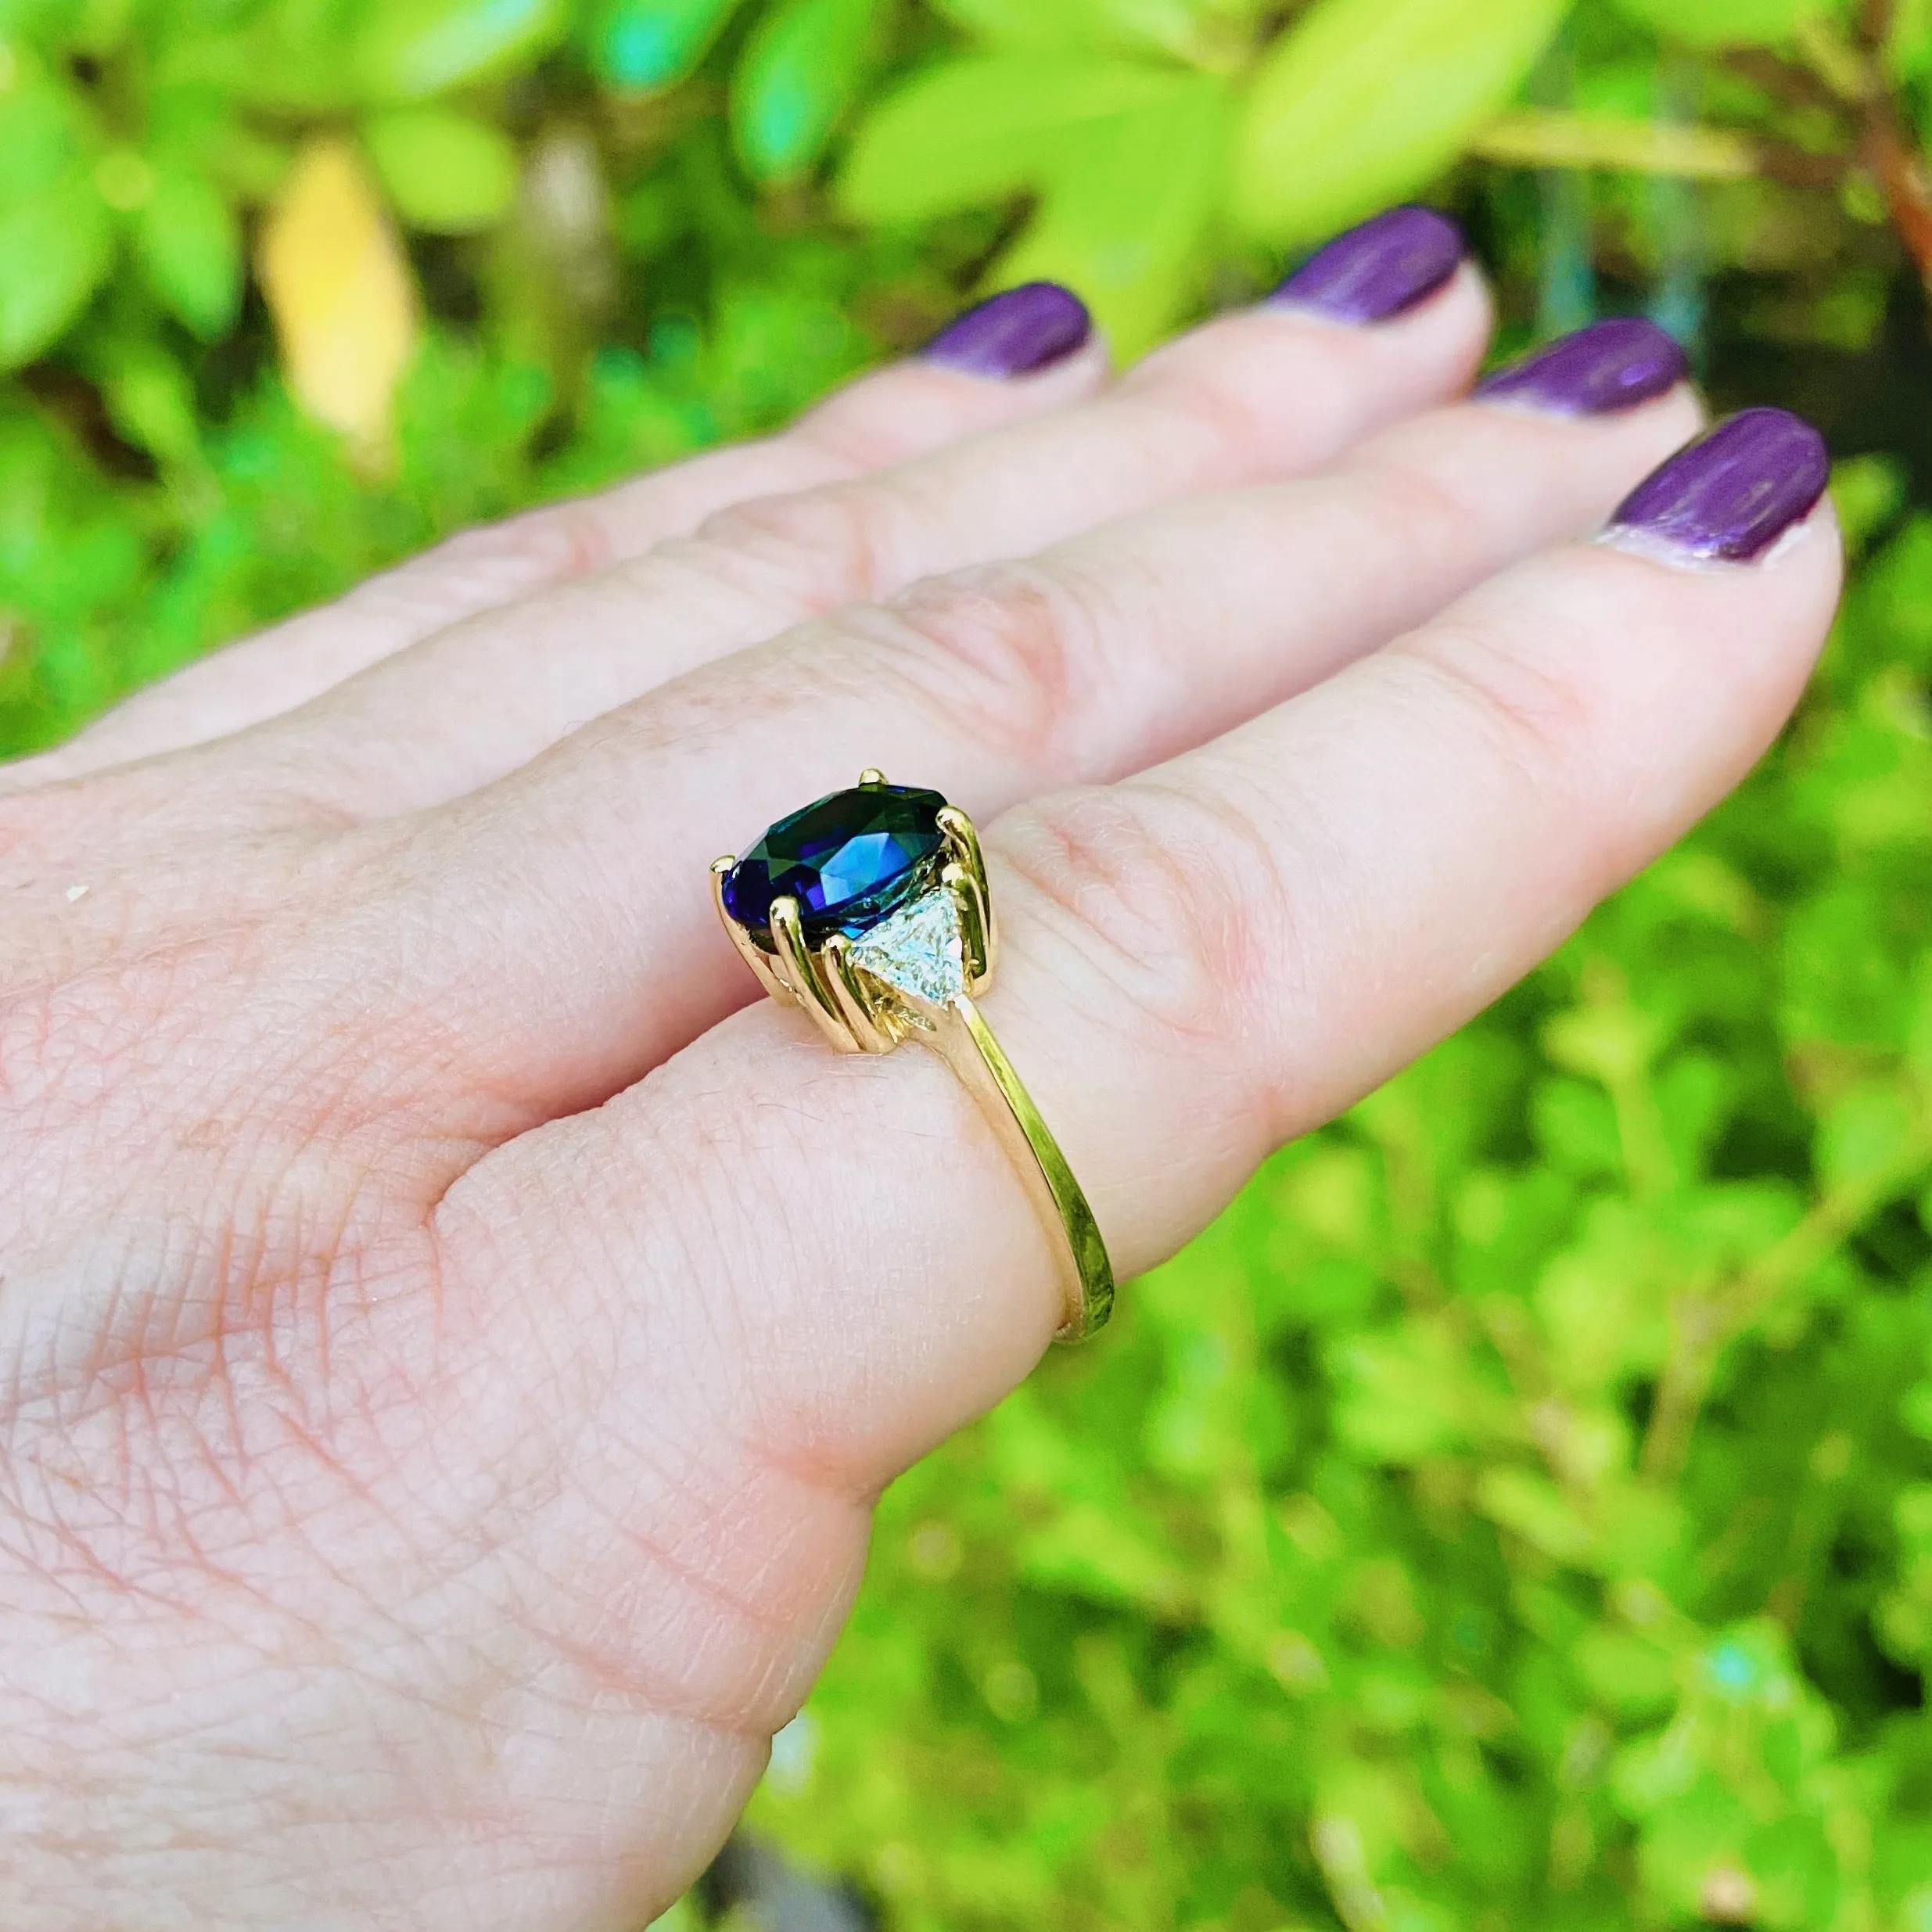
[724,784,949,943]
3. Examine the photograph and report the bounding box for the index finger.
[9,285,1111,787]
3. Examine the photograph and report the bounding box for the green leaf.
[0,54,92,203]
[1574,1624,1679,1717]
[0,177,112,366]
[89,335,203,469]
[0,0,77,43]
[588,0,746,92]
[192,2,364,113]
[135,166,242,336]
[66,0,136,58]
[1612,0,1844,47]
[989,71,1231,357]
[1543,998,1661,1086]
[1892,0,1932,76]
[1330,1317,1485,1463]
[1830,451,1908,555]
[840,55,1187,224]
[1230,0,1571,245]
[1816,1079,1918,1192]
[357,0,570,102]
[364,108,518,234]
[731,0,882,183]
[932,0,1241,57]
[1476,1465,1594,1564]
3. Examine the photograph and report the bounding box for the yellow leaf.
[257,136,417,461]
[1471,110,1757,179]
[1230,0,1568,245]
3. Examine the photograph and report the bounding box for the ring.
[711,770,1115,1343]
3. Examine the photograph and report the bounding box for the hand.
[0,213,1840,1930]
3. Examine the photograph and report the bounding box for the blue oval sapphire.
[724,784,950,943]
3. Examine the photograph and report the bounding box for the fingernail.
[1607,408,1830,563]
[921,282,1093,379]
[1269,205,1464,325]
[1477,317,1690,418]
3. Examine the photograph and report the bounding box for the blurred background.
[9,0,1932,1926]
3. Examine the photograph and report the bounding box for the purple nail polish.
[1609,408,1830,563]
[922,282,1093,379]
[1269,205,1465,325]
[1477,317,1690,418]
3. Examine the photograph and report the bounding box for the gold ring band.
[712,771,1115,1343]
[922,993,1114,1341]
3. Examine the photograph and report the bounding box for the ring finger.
[443,400,1840,1581]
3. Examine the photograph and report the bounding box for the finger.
[375,319,1697,1114]
[445,411,1840,1506]
[5,288,1109,789]
[181,216,1493,817]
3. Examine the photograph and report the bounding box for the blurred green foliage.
[9,0,1932,1927]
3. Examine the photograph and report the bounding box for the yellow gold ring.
[712,770,1114,1343]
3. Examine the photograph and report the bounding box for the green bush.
[9,1,1932,1926]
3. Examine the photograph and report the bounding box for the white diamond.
[849,890,968,1007]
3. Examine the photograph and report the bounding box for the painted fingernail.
[1607,408,1830,563]
[1269,205,1464,325]
[921,282,1093,379]
[1477,316,1690,418]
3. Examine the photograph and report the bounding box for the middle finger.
[366,318,1700,1118]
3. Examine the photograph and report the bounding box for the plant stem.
[1639,1130,1932,1481]
[1853,0,1932,299]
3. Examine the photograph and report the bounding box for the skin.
[0,266,1841,1930]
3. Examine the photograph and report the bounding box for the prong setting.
[712,854,794,1005]
[770,895,859,1051]
[936,806,996,988]
[712,775,995,1047]
[823,934,898,1054]
[709,776,1113,1341]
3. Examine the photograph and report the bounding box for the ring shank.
[923,994,1115,1343]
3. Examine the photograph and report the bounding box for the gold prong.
[770,896,857,1051]
[936,806,997,981]
[712,856,795,1006]
[936,806,989,892]
[859,767,887,788]
[822,934,896,1054]
[943,861,993,989]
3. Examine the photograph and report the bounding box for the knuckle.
[1117,322,1359,486]
[791,390,924,473]
[1384,616,1650,921]
[684,479,910,614]
[1111,372,1266,489]
[1345,455,1485,562]
[409,505,614,595]
[853,559,1116,772]
[1000,781,1284,1065]
[1395,619,1592,801]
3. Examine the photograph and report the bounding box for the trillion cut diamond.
[849,889,968,1007]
